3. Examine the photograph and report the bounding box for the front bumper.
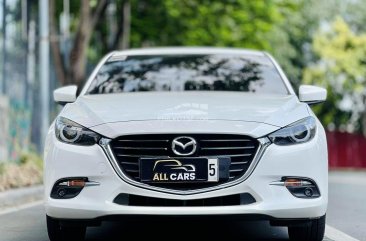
[44,128,328,220]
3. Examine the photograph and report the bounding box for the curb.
[0,185,44,210]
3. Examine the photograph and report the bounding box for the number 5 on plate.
[207,159,218,182]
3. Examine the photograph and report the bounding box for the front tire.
[288,215,326,241]
[47,215,86,241]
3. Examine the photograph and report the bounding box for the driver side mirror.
[299,85,327,105]
[53,85,78,105]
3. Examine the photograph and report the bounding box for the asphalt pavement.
[327,171,366,241]
[0,171,363,241]
[0,203,292,241]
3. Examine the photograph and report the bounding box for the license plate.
[139,158,218,183]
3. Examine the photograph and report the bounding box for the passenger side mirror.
[53,85,78,105]
[299,85,327,105]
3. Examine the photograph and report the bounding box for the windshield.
[86,54,289,95]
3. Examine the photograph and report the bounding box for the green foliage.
[18,151,43,169]
[130,0,287,50]
[0,163,4,175]
[0,151,43,191]
[266,0,349,88]
[74,0,302,66]
[267,0,314,88]
[303,17,366,133]
[47,0,366,137]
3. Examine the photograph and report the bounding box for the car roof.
[109,47,266,59]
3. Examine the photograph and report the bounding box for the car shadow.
[86,219,289,240]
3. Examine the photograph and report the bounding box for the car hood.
[60,92,310,130]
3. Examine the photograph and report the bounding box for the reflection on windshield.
[87,54,288,95]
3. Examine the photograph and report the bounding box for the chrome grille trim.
[231,161,249,165]
[115,154,168,158]
[214,153,252,157]
[200,146,256,150]
[100,137,271,195]
[200,139,252,142]
[121,161,139,165]
[117,139,169,142]
[110,134,259,183]
[113,147,168,150]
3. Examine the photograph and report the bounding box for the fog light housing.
[51,177,87,199]
[57,188,67,197]
[304,187,313,197]
[283,177,320,199]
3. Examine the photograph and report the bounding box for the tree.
[303,17,366,136]
[50,0,298,88]
[49,0,109,87]
[267,0,317,88]
[130,0,289,49]
[266,0,351,88]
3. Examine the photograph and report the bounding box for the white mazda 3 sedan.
[44,47,328,241]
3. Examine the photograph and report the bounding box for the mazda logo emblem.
[171,136,197,156]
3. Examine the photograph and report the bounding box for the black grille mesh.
[113,193,256,207]
[110,134,259,190]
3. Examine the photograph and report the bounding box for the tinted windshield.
[87,54,288,95]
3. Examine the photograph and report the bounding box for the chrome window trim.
[99,137,271,195]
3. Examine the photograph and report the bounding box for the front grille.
[110,134,259,190]
[113,193,256,207]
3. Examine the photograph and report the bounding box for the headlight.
[55,117,101,145]
[268,117,316,145]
